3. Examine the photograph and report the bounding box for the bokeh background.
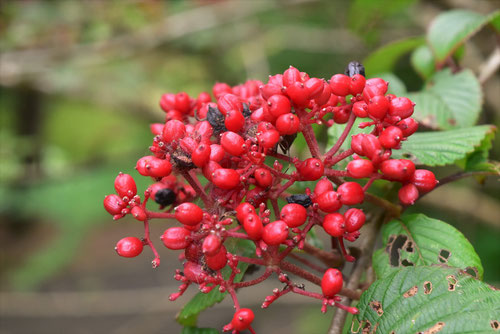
[1,0,499,333]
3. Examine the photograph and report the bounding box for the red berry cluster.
[104,62,436,332]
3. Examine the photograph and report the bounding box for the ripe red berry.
[352,101,368,118]
[280,203,307,228]
[209,144,225,162]
[254,168,273,188]
[212,168,241,189]
[329,74,351,96]
[114,173,137,199]
[379,126,403,149]
[258,128,281,149]
[217,93,242,116]
[349,74,366,95]
[315,191,342,213]
[314,82,333,106]
[314,178,334,196]
[136,156,172,178]
[236,202,256,223]
[298,158,324,181]
[305,77,324,99]
[262,220,289,245]
[115,237,143,258]
[276,113,300,135]
[202,160,221,182]
[389,97,414,119]
[267,94,291,118]
[397,117,419,137]
[286,81,309,106]
[213,82,232,98]
[202,234,222,256]
[344,208,366,233]
[205,244,227,271]
[361,134,382,160]
[162,120,186,142]
[398,183,419,205]
[411,169,437,193]
[337,182,364,205]
[224,109,245,132]
[350,134,366,155]
[347,159,374,178]
[104,194,126,215]
[175,203,204,226]
[323,213,345,237]
[367,95,389,119]
[161,227,191,250]
[131,206,147,221]
[321,268,343,298]
[283,66,302,87]
[231,308,255,331]
[183,261,204,282]
[221,131,246,156]
[380,159,415,182]
[192,143,211,167]
[243,213,264,240]
[363,78,388,100]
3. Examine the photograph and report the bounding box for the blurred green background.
[0,1,499,333]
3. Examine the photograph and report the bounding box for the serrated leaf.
[410,45,435,79]
[181,327,219,334]
[407,92,454,130]
[428,9,498,65]
[355,266,500,334]
[457,127,499,173]
[392,125,495,166]
[363,36,425,76]
[176,239,255,326]
[372,214,483,279]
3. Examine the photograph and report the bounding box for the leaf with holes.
[354,266,500,334]
[391,125,495,166]
[176,239,254,326]
[372,214,483,279]
[428,9,499,65]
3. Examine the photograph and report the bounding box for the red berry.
[221,131,246,156]
[267,94,291,118]
[280,203,307,228]
[258,129,281,149]
[397,118,419,137]
[162,120,186,142]
[202,234,222,256]
[217,93,242,116]
[205,244,227,271]
[262,220,289,245]
[379,126,403,149]
[161,227,191,250]
[136,156,172,178]
[349,74,366,95]
[337,182,364,205]
[321,268,343,298]
[314,82,333,106]
[115,237,143,258]
[286,81,309,106]
[192,143,211,168]
[380,159,415,182]
[389,97,414,119]
[305,78,324,99]
[213,82,232,98]
[195,121,213,139]
[150,123,164,136]
[363,78,388,100]
[131,206,147,221]
[315,191,342,213]
[329,74,351,96]
[276,113,300,135]
[283,66,302,87]
[212,168,240,189]
[254,168,273,188]
[333,107,351,124]
[352,101,368,118]
[411,169,437,193]
[350,134,366,155]
[236,202,256,223]
[344,208,366,233]
[231,308,255,331]
[175,203,204,226]
[104,194,126,215]
[224,109,245,132]
[398,183,419,205]
[243,213,264,240]
[347,159,374,178]
[202,160,221,182]
[209,144,225,162]
[184,244,202,263]
[160,93,176,111]
[323,213,345,237]
[361,134,382,159]
[298,158,324,181]
[314,178,334,196]
[367,95,389,119]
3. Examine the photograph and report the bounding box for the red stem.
[324,112,356,160]
[181,170,211,206]
[233,267,274,288]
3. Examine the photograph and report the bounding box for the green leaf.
[406,91,454,130]
[410,45,435,79]
[375,73,407,96]
[372,214,483,279]
[181,327,219,334]
[457,127,499,173]
[363,36,424,76]
[355,266,500,334]
[392,125,495,166]
[176,239,255,326]
[428,9,499,65]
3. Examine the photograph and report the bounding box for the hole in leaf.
[404,240,414,253]
[438,249,451,263]
[403,285,418,298]
[369,300,384,316]
[418,321,445,334]
[388,234,408,267]
[465,267,478,278]
[491,320,500,331]
[424,281,433,294]
[351,319,361,333]
[362,320,371,334]
[447,275,457,291]
[401,259,414,267]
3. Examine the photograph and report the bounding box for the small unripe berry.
[115,237,143,258]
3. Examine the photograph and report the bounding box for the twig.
[479,46,500,85]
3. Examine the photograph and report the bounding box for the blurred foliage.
[0,0,498,310]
